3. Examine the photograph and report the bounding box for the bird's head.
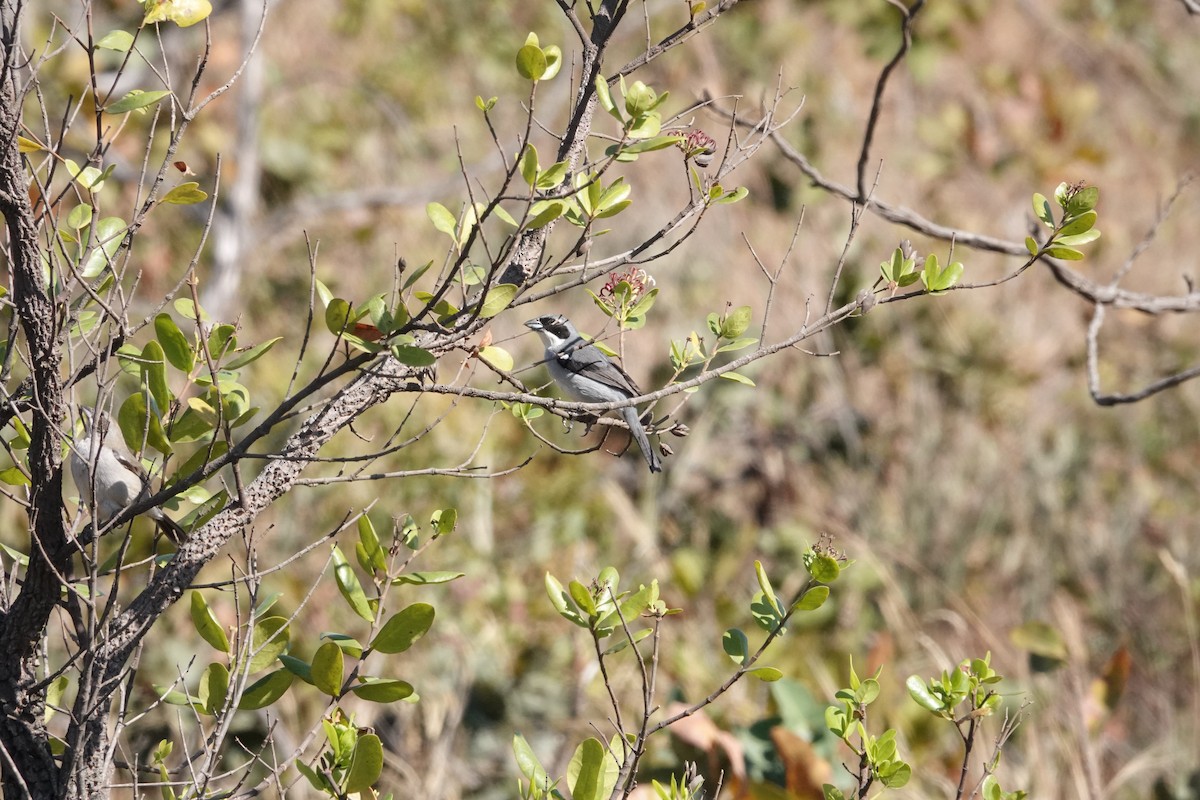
[525,314,576,346]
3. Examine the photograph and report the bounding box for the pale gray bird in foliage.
[70,407,185,543]
[525,314,663,473]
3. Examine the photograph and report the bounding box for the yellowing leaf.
[162,182,208,205]
[143,0,212,27]
[478,345,513,371]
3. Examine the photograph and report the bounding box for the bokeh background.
[16,0,1200,798]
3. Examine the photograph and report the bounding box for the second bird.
[525,314,663,473]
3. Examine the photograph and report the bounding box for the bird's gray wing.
[556,340,643,397]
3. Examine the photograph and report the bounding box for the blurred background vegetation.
[15,0,1200,797]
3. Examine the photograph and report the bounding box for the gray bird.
[525,315,663,473]
[70,407,185,543]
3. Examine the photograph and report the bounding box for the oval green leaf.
[794,585,830,611]
[190,591,229,653]
[238,670,293,710]
[515,44,547,80]
[344,733,384,793]
[155,313,195,372]
[332,545,375,622]
[478,284,517,318]
[351,678,414,703]
[371,603,435,654]
[311,641,344,697]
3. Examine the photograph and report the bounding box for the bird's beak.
[524,319,543,331]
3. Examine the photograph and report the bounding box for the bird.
[525,314,663,473]
[70,407,186,543]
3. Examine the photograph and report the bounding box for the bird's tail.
[621,406,663,473]
[154,513,187,545]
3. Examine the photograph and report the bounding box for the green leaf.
[475,95,497,112]
[750,593,784,633]
[1045,246,1085,261]
[391,344,437,366]
[190,591,229,653]
[1032,193,1055,227]
[198,662,229,715]
[66,203,93,230]
[536,161,568,190]
[431,507,457,536]
[478,284,517,318]
[173,298,210,323]
[541,45,562,81]
[140,340,171,413]
[356,516,387,573]
[155,313,195,372]
[754,561,782,615]
[719,371,755,386]
[249,616,290,672]
[1058,209,1097,237]
[426,202,458,238]
[621,135,684,155]
[350,678,414,703]
[822,784,847,800]
[516,43,547,81]
[1055,229,1101,247]
[567,737,617,800]
[749,666,784,681]
[143,0,212,27]
[713,186,749,205]
[1066,186,1099,215]
[311,641,344,696]
[44,675,69,722]
[1025,236,1039,255]
[391,571,465,586]
[237,670,292,710]
[105,89,171,115]
[65,159,106,192]
[279,654,313,685]
[720,306,753,338]
[794,585,830,611]
[345,733,384,793]
[162,182,208,205]
[880,762,911,788]
[569,579,597,617]
[722,628,750,665]
[117,392,172,455]
[520,144,539,187]
[371,603,435,654]
[594,75,619,121]
[806,553,841,583]
[80,217,127,277]
[324,298,352,335]
[526,199,565,229]
[225,337,282,370]
[332,545,375,622]
[0,466,28,487]
[905,675,944,713]
[545,572,586,626]
[95,29,134,51]
[513,734,551,790]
